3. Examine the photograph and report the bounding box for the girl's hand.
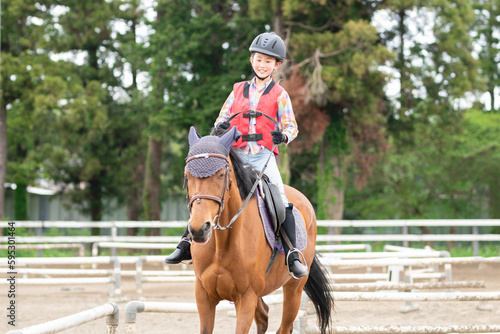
[271,130,286,144]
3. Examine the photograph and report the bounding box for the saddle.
[259,174,286,233]
[256,179,307,276]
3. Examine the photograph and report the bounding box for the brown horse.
[185,126,333,334]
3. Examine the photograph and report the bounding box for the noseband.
[185,153,231,230]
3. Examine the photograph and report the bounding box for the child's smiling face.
[250,52,281,80]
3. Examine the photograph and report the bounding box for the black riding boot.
[281,203,308,278]
[164,225,192,264]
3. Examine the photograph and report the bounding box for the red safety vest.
[229,80,284,155]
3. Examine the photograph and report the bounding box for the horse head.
[185,126,241,243]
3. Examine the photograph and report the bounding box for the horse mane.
[211,126,258,199]
[229,148,258,200]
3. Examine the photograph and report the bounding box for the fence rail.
[3,220,500,257]
[6,302,119,334]
[9,219,500,228]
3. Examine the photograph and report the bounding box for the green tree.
[460,110,500,229]
[141,0,261,225]
[112,0,149,225]
[1,0,56,221]
[271,1,393,224]
[354,0,486,229]
[38,0,139,227]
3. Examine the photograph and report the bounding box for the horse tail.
[303,252,333,334]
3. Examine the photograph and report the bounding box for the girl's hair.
[250,52,282,64]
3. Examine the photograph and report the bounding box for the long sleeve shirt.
[215,77,298,155]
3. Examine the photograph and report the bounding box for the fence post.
[124,301,145,334]
[106,303,120,334]
[401,225,409,248]
[472,225,479,256]
[136,257,144,300]
[37,221,43,257]
[111,222,118,257]
[111,258,122,301]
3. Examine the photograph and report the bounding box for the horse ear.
[188,126,202,146]
[220,126,241,151]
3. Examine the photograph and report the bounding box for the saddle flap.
[257,193,307,254]
[261,176,286,233]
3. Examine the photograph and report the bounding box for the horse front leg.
[195,279,218,334]
[234,292,260,333]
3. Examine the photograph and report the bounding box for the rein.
[215,143,276,230]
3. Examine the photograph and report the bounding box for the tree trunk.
[489,176,500,218]
[89,177,102,235]
[126,162,144,235]
[273,0,283,36]
[272,0,292,182]
[417,226,435,248]
[0,104,6,223]
[318,137,345,236]
[487,3,496,112]
[276,146,290,185]
[398,7,409,111]
[143,135,162,236]
[14,183,28,220]
[125,6,142,234]
[447,226,457,251]
[490,176,500,234]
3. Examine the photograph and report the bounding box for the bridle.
[185,143,276,231]
[185,153,232,230]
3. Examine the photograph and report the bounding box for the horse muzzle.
[189,221,212,244]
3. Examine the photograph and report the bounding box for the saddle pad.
[257,187,307,253]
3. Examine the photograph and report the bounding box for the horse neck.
[214,168,246,244]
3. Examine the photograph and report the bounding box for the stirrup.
[285,248,308,280]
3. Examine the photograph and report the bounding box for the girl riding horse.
[166,32,307,278]
[180,126,333,333]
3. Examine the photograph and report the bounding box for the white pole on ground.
[305,324,500,334]
[6,302,119,334]
[332,291,500,302]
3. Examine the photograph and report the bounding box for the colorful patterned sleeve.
[214,90,235,126]
[277,90,299,144]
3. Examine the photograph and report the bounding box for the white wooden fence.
[2,251,499,333]
[3,219,500,256]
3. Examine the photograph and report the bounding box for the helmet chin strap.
[252,67,274,81]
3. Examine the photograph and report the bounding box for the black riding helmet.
[249,32,286,61]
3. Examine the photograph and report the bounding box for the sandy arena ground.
[1,262,500,333]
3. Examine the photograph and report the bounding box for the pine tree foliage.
[1,0,500,224]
